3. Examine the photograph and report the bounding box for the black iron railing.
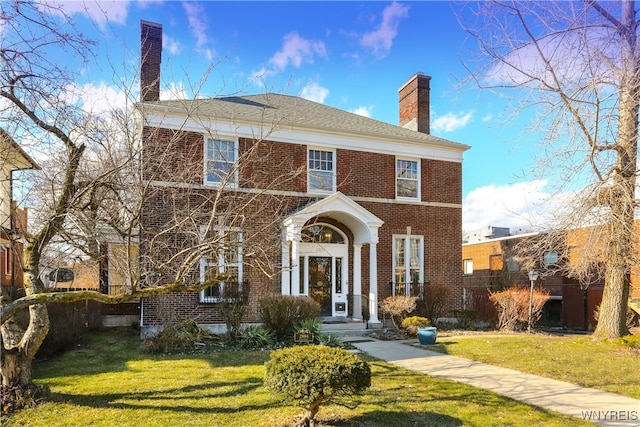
[201,281,249,303]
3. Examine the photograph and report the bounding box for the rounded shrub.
[264,345,371,426]
[401,316,431,336]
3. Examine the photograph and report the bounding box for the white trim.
[143,112,467,163]
[149,179,463,209]
[392,234,424,293]
[203,136,239,188]
[307,147,336,194]
[395,157,421,201]
[298,234,349,317]
[283,192,383,245]
[281,193,384,321]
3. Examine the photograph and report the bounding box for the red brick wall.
[239,138,306,192]
[364,202,463,311]
[140,127,464,325]
[423,159,462,204]
[337,149,395,198]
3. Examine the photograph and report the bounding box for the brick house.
[1,128,40,299]
[137,21,469,335]
[462,220,640,330]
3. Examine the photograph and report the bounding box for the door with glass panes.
[299,224,348,317]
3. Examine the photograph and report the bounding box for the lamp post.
[528,270,539,333]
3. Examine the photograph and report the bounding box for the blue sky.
[33,1,560,233]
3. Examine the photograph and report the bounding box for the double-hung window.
[200,228,243,303]
[205,138,238,186]
[396,158,420,200]
[308,148,335,193]
[393,235,424,298]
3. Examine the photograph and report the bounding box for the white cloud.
[251,33,326,88]
[299,82,329,104]
[360,2,409,58]
[39,0,129,29]
[66,82,127,115]
[463,180,557,233]
[351,106,373,118]
[163,34,182,55]
[183,2,214,61]
[432,111,473,132]
[269,32,327,71]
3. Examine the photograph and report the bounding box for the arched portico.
[281,192,384,324]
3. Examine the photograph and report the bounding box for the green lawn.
[4,329,593,427]
[431,332,640,399]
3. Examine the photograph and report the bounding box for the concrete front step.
[321,322,369,336]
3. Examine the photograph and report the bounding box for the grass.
[429,332,640,399]
[3,329,592,427]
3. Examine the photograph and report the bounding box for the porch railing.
[390,282,424,300]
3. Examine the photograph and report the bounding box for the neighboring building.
[98,230,140,328]
[462,220,640,330]
[136,21,470,335]
[464,226,510,244]
[1,128,40,297]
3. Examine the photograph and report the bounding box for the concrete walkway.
[343,336,640,427]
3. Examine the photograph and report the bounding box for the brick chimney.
[140,20,162,102]
[398,73,431,134]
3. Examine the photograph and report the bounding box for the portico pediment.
[283,192,384,244]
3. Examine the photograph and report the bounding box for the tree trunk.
[1,303,49,387]
[594,263,630,339]
[592,0,639,340]
[295,395,324,427]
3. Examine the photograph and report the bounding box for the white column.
[352,244,362,321]
[291,238,300,296]
[368,242,380,323]
[281,240,290,295]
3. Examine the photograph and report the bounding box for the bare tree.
[1,1,301,399]
[458,1,639,338]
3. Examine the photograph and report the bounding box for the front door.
[308,257,332,315]
[298,224,348,317]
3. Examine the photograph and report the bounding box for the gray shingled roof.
[142,93,469,150]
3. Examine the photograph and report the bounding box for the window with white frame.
[396,158,420,199]
[308,149,335,193]
[205,138,238,186]
[393,235,423,297]
[463,259,473,275]
[200,228,243,303]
